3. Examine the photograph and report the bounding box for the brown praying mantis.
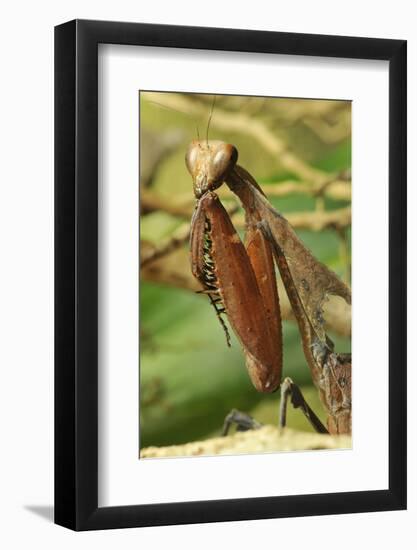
[186,139,352,436]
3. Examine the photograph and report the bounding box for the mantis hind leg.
[221,409,262,436]
[279,377,329,434]
[221,378,328,436]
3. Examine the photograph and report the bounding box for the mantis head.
[185,140,238,198]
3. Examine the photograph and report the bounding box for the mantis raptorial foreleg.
[189,178,281,393]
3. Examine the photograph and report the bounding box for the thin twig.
[140,224,191,268]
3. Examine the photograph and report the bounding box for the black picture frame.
[55,19,407,531]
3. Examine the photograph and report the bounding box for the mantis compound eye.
[211,143,238,182]
[185,140,238,198]
[185,141,200,177]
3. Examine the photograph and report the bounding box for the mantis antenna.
[206,95,216,145]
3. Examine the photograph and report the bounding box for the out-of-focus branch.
[141,187,351,232]
[282,207,351,232]
[220,178,351,202]
[303,111,351,144]
[141,178,351,220]
[141,245,196,291]
[141,223,191,268]
[195,94,350,135]
[141,203,240,268]
[275,99,348,125]
[141,189,194,218]
[140,245,351,338]
[140,128,185,188]
[145,92,332,186]
[229,207,351,231]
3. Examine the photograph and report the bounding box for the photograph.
[0,1,409,542]
[139,91,352,458]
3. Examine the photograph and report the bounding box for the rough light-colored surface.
[140,426,352,458]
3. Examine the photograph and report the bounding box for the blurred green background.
[139,92,351,449]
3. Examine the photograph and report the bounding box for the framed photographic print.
[55,19,406,530]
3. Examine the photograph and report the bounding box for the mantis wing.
[229,164,351,347]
